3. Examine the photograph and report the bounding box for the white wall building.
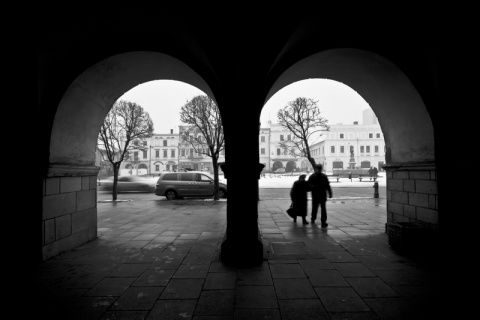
[310,109,385,173]
[259,127,271,170]
[177,125,225,172]
[268,122,304,172]
[122,129,179,175]
[149,130,179,173]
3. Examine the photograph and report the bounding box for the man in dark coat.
[307,164,332,227]
[290,174,309,224]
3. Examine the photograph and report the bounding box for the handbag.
[286,203,296,218]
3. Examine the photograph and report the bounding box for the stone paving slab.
[34,197,446,319]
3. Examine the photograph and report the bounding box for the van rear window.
[163,173,178,181]
[180,173,195,181]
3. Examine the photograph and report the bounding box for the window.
[163,140,167,146]
[181,149,185,157]
[375,145,379,153]
[369,133,373,138]
[333,161,343,169]
[277,148,281,155]
[360,146,365,153]
[331,146,335,153]
[261,148,265,155]
[143,141,147,146]
[190,149,194,157]
[340,133,344,139]
[134,151,138,160]
[261,136,265,142]
[155,150,159,158]
[163,173,178,181]
[287,135,291,140]
[280,135,284,141]
[340,146,345,153]
[198,174,212,182]
[155,165,159,171]
[366,146,371,153]
[180,173,195,181]
[376,133,381,138]
[142,150,147,159]
[171,150,175,157]
[163,150,168,158]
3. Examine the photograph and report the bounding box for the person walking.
[307,164,332,227]
[290,174,309,224]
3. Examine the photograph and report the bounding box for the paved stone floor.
[34,197,447,320]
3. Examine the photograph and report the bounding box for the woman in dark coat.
[290,174,309,224]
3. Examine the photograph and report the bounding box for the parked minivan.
[155,171,227,200]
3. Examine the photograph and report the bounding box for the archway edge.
[50,51,214,167]
[265,48,434,164]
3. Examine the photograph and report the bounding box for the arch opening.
[260,48,437,243]
[44,51,217,260]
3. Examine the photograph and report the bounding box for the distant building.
[267,122,303,172]
[121,129,179,175]
[177,125,225,173]
[259,127,271,170]
[149,130,179,173]
[310,109,385,172]
[118,109,384,175]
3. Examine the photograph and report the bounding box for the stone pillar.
[383,162,438,229]
[220,113,263,267]
[42,165,99,260]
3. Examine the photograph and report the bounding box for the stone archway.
[43,52,215,260]
[285,161,297,172]
[271,161,283,171]
[264,48,437,232]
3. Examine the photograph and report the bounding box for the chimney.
[353,121,358,125]
[170,129,173,134]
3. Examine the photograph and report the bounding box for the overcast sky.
[118,79,372,134]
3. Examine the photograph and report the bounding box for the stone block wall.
[385,164,438,229]
[42,166,99,260]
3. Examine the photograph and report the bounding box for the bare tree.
[277,97,330,170]
[97,100,154,200]
[179,95,225,200]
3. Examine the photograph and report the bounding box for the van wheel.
[165,190,177,200]
[218,189,227,199]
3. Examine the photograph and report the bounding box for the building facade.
[121,130,179,175]
[310,109,385,172]
[117,110,385,176]
[177,125,225,172]
[259,127,271,170]
[267,122,303,172]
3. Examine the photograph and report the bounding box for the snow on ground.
[218,172,385,189]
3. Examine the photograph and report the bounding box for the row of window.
[133,149,176,159]
[179,148,226,157]
[330,145,381,154]
[311,145,383,156]
[337,132,381,139]
[259,135,294,143]
[260,148,295,156]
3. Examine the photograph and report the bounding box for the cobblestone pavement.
[34,196,445,320]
